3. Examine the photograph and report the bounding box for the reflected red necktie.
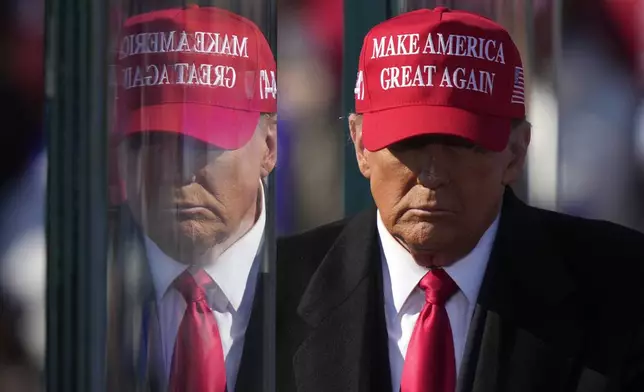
[169,269,227,392]
[401,269,458,392]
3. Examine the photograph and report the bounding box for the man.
[107,6,277,392]
[277,8,644,392]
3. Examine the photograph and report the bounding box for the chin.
[411,253,455,268]
[403,220,441,241]
[174,220,223,246]
[398,222,455,251]
[406,238,447,255]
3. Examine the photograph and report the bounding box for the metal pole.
[262,1,277,390]
[342,0,391,215]
[45,0,108,389]
[552,0,563,211]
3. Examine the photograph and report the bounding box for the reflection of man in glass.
[114,6,276,392]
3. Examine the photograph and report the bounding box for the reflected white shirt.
[144,186,265,391]
[377,210,499,392]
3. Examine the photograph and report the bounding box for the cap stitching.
[360,102,522,118]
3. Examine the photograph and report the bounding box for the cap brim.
[361,105,511,152]
[124,103,260,150]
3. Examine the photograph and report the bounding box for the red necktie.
[401,269,458,392]
[169,269,227,392]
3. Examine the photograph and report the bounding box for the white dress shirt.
[144,185,266,391]
[377,210,499,392]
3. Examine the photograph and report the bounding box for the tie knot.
[173,269,213,303]
[419,269,458,305]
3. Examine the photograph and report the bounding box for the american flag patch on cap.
[511,67,525,104]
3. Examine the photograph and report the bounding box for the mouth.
[172,204,216,217]
[407,206,455,216]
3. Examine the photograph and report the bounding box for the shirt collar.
[377,209,500,314]
[145,182,266,311]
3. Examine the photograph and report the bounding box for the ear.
[501,122,531,185]
[349,114,371,179]
[260,114,278,178]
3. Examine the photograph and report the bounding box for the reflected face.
[123,118,276,262]
[353,122,528,267]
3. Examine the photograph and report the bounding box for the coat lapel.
[109,205,166,392]
[235,272,267,392]
[458,189,585,392]
[293,209,391,392]
[141,295,165,392]
[236,227,272,392]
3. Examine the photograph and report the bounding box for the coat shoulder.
[524,205,644,302]
[530,206,644,255]
[277,216,353,277]
[276,211,377,318]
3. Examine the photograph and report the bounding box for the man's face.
[122,116,277,262]
[351,116,529,267]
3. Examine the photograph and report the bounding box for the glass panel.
[106,1,276,390]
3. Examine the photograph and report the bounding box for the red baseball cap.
[115,6,277,149]
[354,7,525,152]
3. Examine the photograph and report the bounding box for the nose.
[180,152,198,184]
[416,147,450,189]
[152,139,200,185]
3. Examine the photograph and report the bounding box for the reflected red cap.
[354,8,525,152]
[115,6,277,149]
